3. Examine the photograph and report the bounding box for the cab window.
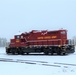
[21,36,23,39]
[61,31,66,34]
[16,35,20,39]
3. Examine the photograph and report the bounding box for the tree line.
[0,38,9,47]
[73,36,76,45]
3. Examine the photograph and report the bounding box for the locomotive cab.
[8,35,27,48]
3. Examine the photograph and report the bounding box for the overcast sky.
[0,0,76,41]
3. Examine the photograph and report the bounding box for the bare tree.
[72,36,76,45]
[0,38,9,47]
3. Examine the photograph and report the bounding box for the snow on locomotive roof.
[15,29,67,35]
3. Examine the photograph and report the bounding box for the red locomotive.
[6,29,75,55]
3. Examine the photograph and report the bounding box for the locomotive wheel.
[57,51,61,55]
[44,52,49,55]
[11,48,17,55]
[44,49,49,55]
[21,52,25,55]
[26,52,29,55]
[6,50,10,54]
[61,52,66,55]
[6,51,9,54]
[6,48,11,54]
[51,52,53,55]
[20,51,25,55]
[50,50,53,55]
[12,50,15,55]
[17,48,22,55]
[17,51,21,55]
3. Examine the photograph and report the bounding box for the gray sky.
[0,0,76,41]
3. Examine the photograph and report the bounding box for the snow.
[0,47,76,75]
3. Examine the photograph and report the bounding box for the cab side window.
[16,35,20,39]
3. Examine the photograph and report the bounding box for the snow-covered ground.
[0,47,76,75]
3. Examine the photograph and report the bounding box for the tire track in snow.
[54,62,76,66]
[0,58,60,67]
[1,58,76,68]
